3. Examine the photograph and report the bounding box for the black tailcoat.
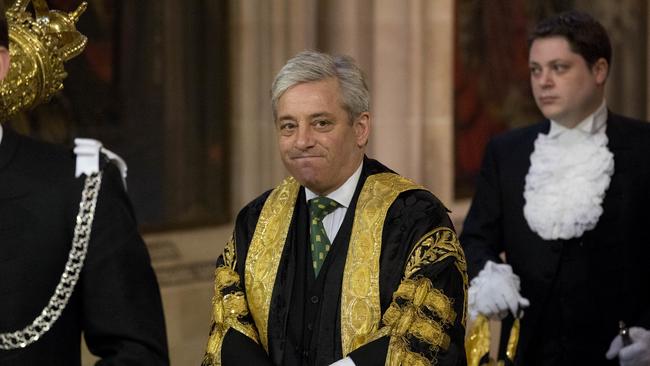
[0,128,168,365]
[461,113,650,366]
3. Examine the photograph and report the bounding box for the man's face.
[529,36,607,127]
[276,78,369,196]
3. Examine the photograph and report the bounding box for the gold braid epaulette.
[0,0,87,121]
[202,236,260,366]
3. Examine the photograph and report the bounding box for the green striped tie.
[308,197,340,276]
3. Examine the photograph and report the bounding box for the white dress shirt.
[305,162,362,243]
[548,100,608,142]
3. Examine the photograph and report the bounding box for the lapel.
[269,160,374,364]
[588,112,629,235]
[605,112,631,154]
[507,121,550,214]
[268,158,390,364]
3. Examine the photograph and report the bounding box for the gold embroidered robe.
[203,158,468,366]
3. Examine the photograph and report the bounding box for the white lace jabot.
[523,102,614,240]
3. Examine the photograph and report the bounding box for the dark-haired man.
[0,1,169,364]
[461,10,650,366]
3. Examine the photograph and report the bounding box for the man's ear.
[0,46,10,81]
[354,112,371,147]
[593,57,608,85]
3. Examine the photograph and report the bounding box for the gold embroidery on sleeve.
[340,173,423,355]
[203,237,259,366]
[381,228,468,365]
[222,234,237,269]
[386,343,431,366]
[390,278,457,326]
[404,227,468,327]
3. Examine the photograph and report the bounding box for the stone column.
[229,0,317,213]
[371,0,454,202]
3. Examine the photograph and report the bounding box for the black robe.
[461,113,650,366]
[204,158,468,366]
[0,127,168,365]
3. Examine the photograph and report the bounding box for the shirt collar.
[548,100,608,138]
[305,161,363,208]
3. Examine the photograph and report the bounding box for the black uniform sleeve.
[220,328,274,365]
[81,163,169,365]
[460,139,505,279]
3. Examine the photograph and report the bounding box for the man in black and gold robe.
[202,51,467,366]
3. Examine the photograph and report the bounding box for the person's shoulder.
[235,189,274,225]
[609,113,650,133]
[376,175,451,229]
[608,113,650,150]
[18,133,125,184]
[234,177,304,232]
[397,186,448,211]
[362,160,449,217]
[9,130,76,183]
[490,120,547,147]
[15,130,75,164]
[479,121,548,164]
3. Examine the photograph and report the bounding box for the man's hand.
[606,327,650,366]
[468,261,530,320]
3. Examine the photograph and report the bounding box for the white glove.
[468,261,530,320]
[606,327,650,366]
[329,357,355,366]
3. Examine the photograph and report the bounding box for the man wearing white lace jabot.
[461,10,650,366]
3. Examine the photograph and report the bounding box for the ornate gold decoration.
[465,315,491,366]
[388,278,456,328]
[465,314,520,366]
[404,227,468,326]
[245,176,300,352]
[381,278,452,366]
[232,172,465,365]
[385,339,432,366]
[0,0,88,121]
[373,228,467,365]
[222,235,237,269]
[203,236,259,366]
[340,172,423,355]
[506,318,521,361]
[506,318,520,361]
